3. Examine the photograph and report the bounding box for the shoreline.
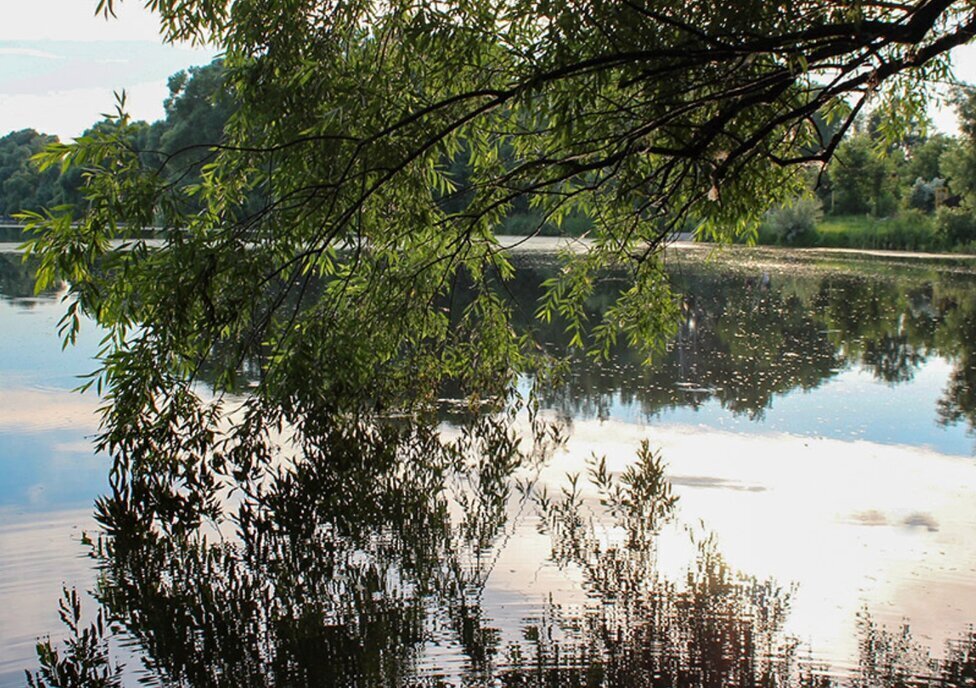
[3,235,975,263]
[495,235,976,262]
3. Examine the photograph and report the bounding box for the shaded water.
[3,243,976,686]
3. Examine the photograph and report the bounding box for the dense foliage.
[0,130,79,218]
[12,1,976,501]
[757,86,976,250]
[9,74,976,250]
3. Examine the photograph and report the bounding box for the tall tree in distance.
[22,1,976,480]
[0,62,232,219]
[143,60,237,190]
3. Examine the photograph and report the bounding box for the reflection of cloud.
[670,474,765,492]
[902,512,939,532]
[846,510,940,532]
[525,418,976,667]
[0,47,61,59]
[850,509,889,526]
[50,440,96,454]
[25,484,45,504]
[0,388,98,433]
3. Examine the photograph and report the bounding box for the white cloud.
[930,43,976,134]
[0,47,62,59]
[0,1,215,138]
[0,80,174,139]
[0,388,98,433]
[0,0,179,43]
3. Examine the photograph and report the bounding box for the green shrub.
[872,210,937,250]
[500,210,547,235]
[816,211,935,251]
[935,207,976,247]
[760,196,822,246]
[500,209,594,236]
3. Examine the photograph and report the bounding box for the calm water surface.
[3,242,976,686]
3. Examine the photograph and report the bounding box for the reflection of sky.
[4,249,976,683]
[0,282,109,685]
[591,358,975,457]
[0,291,107,513]
[0,509,99,687]
[484,419,976,673]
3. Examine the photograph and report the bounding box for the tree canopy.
[0,130,80,217]
[20,0,976,486]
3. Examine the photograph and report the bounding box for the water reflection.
[9,247,976,686]
[524,442,793,687]
[24,410,976,687]
[5,249,976,443]
[0,253,42,303]
[30,412,555,686]
[500,254,976,444]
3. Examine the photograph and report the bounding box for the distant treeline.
[0,60,233,222]
[3,60,976,251]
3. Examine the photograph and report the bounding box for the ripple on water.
[0,511,98,686]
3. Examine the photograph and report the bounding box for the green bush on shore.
[751,210,976,253]
[815,211,941,251]
[935,207,976,247]
[499,205,976,255]
[499,210,594,237]
[758,197,822,246]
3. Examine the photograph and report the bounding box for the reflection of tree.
[815,276,934,385]
[816,269,976,438]
[527,261,895,420]
[0,253,46,302]
[938,628,976,686]
[522,446,795,687]
[8,249,976,433]
[515,259,845,422]
[499,543,796,688]
[860,333,926,384]
[505,255,976,437]
[35,413,555,687]
[935,288,976,435]
[26,414,976,687]
[27,409,568,686]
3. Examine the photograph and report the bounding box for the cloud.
[0,48,61,59]
[0,80,172,140]
[0,39,215,138]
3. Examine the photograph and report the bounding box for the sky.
[0,2,975,139]
[0,0,216,139]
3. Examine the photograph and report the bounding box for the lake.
[3,241,976,686]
